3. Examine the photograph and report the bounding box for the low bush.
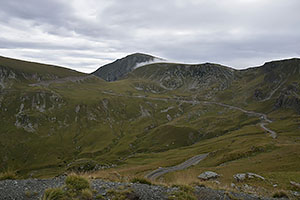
[272,191,289,198]
[65,174,90,191]
[107,188,138,200]
[42,174,92,200]
[0,170,17,180]
[42,188,65,200]
[131,177,152,185]
[81,188,93,200]
[168,185,196,200]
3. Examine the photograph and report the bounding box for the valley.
[0,54,300,199]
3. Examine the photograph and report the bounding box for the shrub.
[42,188,65,200]
[107,189,138,200]
[0,170,17,180]
[65,174,90,191]
[272,191,289,198]
[131,177,152,185]
[81,188,93,200]
[96,194,105,199]
[168,185,196,200]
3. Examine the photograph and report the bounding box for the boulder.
[290,181,300,189]
[233,172,265,182]
[198,171,219,180]
[247,173,265,180]
[234,173,246,182]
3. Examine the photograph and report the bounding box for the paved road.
[29,75,97,87]
[206,102,276,138]
[102,92,277,138]
[260,123,277,139]
[145,153,209,180]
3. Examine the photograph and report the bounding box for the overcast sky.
[0,0,299,73]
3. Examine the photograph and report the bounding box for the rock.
[247,173,265,180]
[275,94,300,114]
[291,191,300,198]
[166,114,172,121]
[244,184,253,191]
[0,176,277,200]
[233,172,265,182]
[198,171,220,180]
[234,173,247,182]
[254,89,264,100]
[290,181,300,189]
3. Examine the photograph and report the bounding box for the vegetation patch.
[0,170,17,180]
[272,190,289,198]
[131,177,152,185]
[42,174,93,200]
[106,188,139,200]
[42,188,65,200]
[168,185,197,200]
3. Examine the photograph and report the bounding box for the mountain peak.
[92,53,161,81]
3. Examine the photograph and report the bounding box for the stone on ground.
[198,171,220,180]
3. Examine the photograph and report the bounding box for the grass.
[42,188,65,200]
[1,55,300,199]
[42,174,92,200]
[272,190,289,198]
[168,185,197,200]
[81,188,93,200]
[130,177,152,185]
[0,170,17,180]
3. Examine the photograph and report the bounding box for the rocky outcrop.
[198,171,220,180]
[254,89,265,101]
[131,63,235,92]
[0,177,275,200]
[234,173,265,182]
[290,181,300,189]
[274,83,300,114]
[275,94,300,113]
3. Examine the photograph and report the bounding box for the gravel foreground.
[0,177,282,200]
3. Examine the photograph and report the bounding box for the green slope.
[0,55,299,195]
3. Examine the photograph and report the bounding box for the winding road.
[29,75,97,87]
[145,153,209,180]
[102,91,277,138]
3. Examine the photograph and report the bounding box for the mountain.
[92,53,162,81]
[0,55,299,196]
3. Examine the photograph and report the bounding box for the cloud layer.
[0,0,299,72]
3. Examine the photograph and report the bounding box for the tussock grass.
[106,188,138,200]
[42,188,65,200]
[42,174,93,200]
[168,184,196,200]
[272,190,289,198]
[65,174,90,191]
[130,177,152,185]
[81,188,93,200]
[0,170,17,180]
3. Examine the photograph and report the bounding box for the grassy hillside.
[0,56,84,77]
[0,56,299,197]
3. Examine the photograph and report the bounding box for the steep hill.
[0,56,86,90]
[128,62,235,99]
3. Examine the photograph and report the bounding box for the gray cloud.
[0,0,299,72]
